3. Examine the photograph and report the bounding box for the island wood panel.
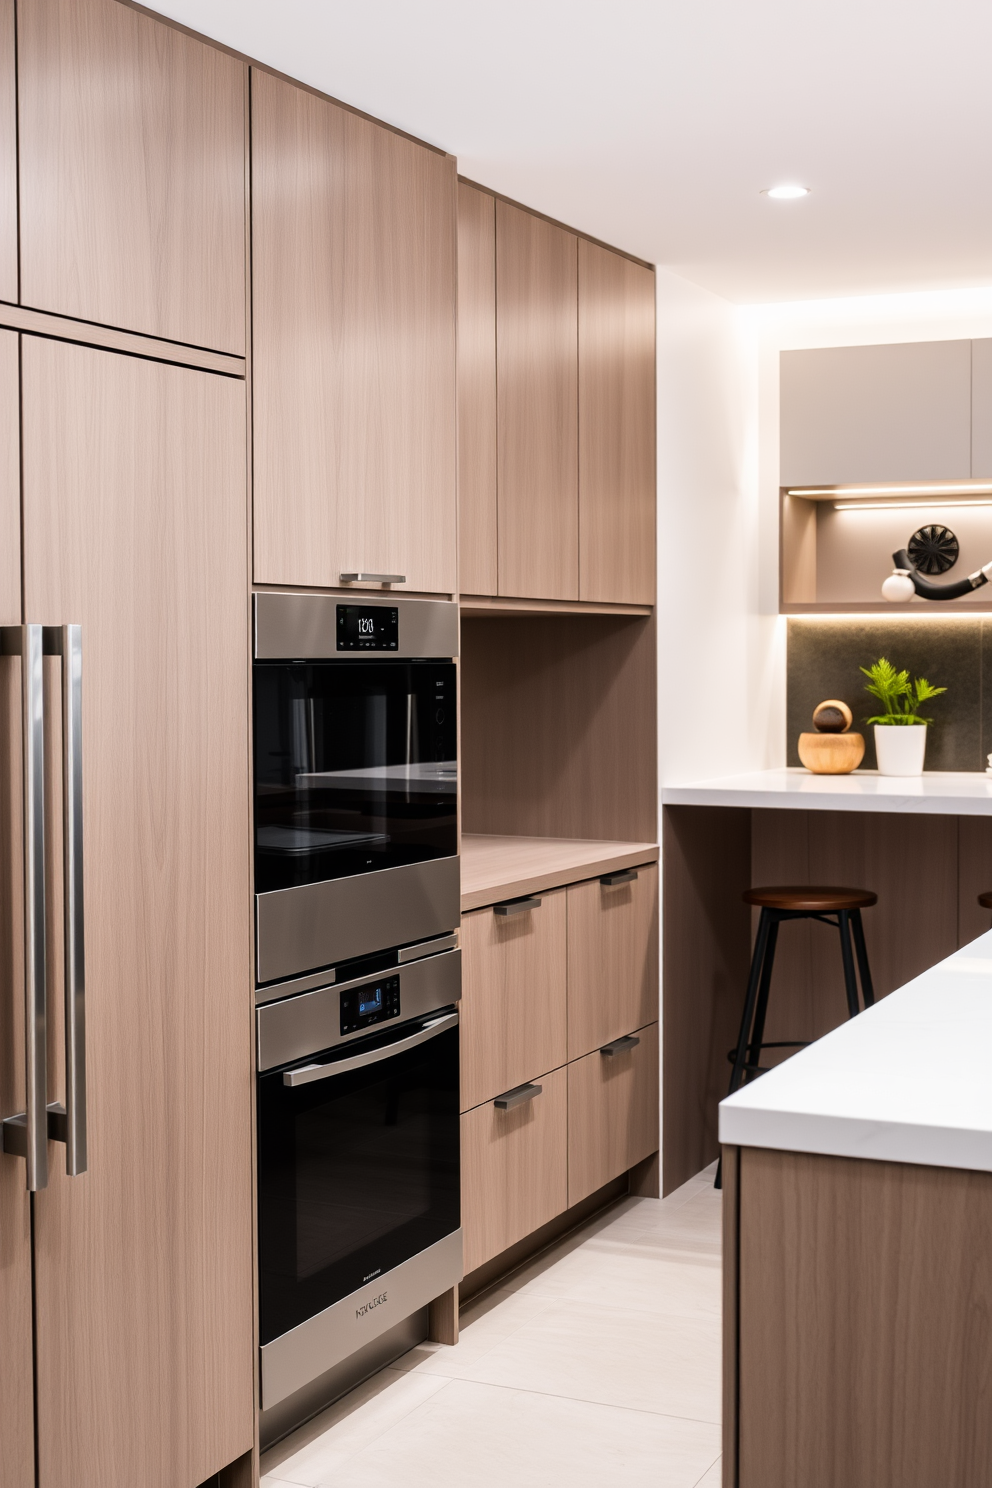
[0,331,33,1488]
[460,888,566,1111]
[735,1146,992,1488]
[460,612,656,842]
[460,1063,567,1274]
[457,182,497,596]
[661,805,751,1194]
[577,241,655,605]
[959,814,992,945]
[460,832,658,911]
[18,0,247,352]
[567,1021,658,1206]
[496,201,578,600]
[566,862,658,1060]
[251,68,457,595]
[23,341,253,1488]
[0,0,15,301]
[721,1145,740,1488]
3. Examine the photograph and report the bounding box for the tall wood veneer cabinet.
[251,68,458,595]
[457,181,498,597]
[17,0,247,352]
[0,336,254,1488]
[0,0,15,301]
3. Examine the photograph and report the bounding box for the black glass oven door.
[253,660,457,894]
[257,1013,460,1347]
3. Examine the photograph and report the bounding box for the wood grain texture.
[738,1146,992,1488]
[18,0,246,351]
[661,806,751,1194]
[251,68,457,595]
[457,182,497,597]
[721,1145,739,1488]
[566,862,658,1060]
[459,594,652,616]
[460,889,566,1111]
[428,1285,459,1346]
[460,1063,567,1274]
[0,341,34,1488]
[460,833,657,911]
[496,201,578,600]
[567,1021,658,1206]
[577,241,655,605]
[959,814,992,944]
[461,612,656,841]
[0,303,246,376]
[0,0,15,301]
[23,341,254,1488]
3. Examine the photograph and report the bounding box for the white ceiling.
[145,0,992,304]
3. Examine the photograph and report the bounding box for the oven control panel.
[340,975,401,1035]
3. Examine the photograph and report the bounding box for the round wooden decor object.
[798,731,865,774]
[812,698,853,734]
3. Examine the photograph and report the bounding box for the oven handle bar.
[283,1011,458,1087]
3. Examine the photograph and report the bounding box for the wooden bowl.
[798,731,865,775]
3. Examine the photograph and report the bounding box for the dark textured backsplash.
[787,619,985,771]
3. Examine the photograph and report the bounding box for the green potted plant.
[861,657,946,776]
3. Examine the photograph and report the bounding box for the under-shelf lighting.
[834,498,992,512]
[788,483,992,498]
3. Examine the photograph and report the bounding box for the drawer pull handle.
[339,572,406,585]
[493,897,541,916]
[494,1082,543,1110]
[600,1035,640,1057]
[600,870,637,887]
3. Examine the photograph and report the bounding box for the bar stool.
[715,885,876,1189]
[978,891,992,912]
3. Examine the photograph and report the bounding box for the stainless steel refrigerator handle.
[0,626,48,1190]
[58,625,86,1175]
[283,1012,458,1087]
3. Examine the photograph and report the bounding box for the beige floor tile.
[693,1456,723,1486]
[319,1378,722,1488]
[259,1368,450,1486]
[390,1285,555,1378]
[507,1237,720,1319]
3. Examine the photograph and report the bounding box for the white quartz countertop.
[662,766,992,815]
[720,930,992,1171]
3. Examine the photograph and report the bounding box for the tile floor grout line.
[390,1368,721,1428]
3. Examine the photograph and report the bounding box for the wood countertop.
[460,833,658,911]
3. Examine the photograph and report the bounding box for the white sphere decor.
[881,572,916,602]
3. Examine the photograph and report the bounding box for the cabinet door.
[0,0,15,301]
[252,68,457,595]
[22,340,253,1488]
[18,0,246,351]
[578,242,655,604]
[0,330,33,1488]
[567,1022,658,1206]
[461,1064,567,1274]
[496,201,578,600]
[457,182,497,596]
[460,890,566,1110]
[780,341,972,487]
[566,862,658,1061]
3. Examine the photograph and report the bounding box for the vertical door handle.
[55,625,86,1175]
[0,625,48,1190]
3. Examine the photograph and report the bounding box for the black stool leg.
[745,918,779,1083]
[850,909,875,1007]
[837,909,860,1019]
[729,909,773,1096]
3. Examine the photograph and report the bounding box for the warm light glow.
[834,499,992,512]
[789,483,992,498]
[763,185,810,200]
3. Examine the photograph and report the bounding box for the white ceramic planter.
[874,724,927,776]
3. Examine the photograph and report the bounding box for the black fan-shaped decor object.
[907,524,959,576]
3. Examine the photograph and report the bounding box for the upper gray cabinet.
[780,340,973,486]
[972,339,992,478]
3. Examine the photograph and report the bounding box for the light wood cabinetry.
[19,339,253,1488]
[496,200,578,601]
[578,241,655,604]
[18,0,247,352]
[0,0,15,302]
[568,1022,658,1206]
[460,890,566,1110]
[566,862,658,1061]
[251,68,457,595]
[460,1064,567,1274]
[457,182,497,596]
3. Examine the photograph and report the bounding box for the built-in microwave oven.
[253,592,459,986]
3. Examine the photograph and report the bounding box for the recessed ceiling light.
[762,184,810,200]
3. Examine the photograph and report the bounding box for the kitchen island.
[660,768,992,1193]
[720,930,992,1488]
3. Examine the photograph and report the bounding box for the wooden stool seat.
[978,891,992,909]
[744,885,878,912]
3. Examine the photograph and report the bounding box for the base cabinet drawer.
[460,888,567,1110]
[567,1022,658,1206]
[567,862,658,1060]
[461,1066,568,1274]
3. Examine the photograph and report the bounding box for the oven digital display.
[336,605,399,651]
[340,975,400,1035]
